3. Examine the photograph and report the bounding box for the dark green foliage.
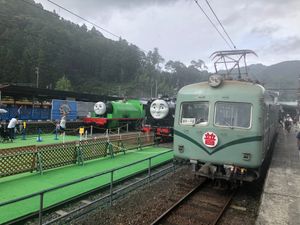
[0,0,208,98]
[55,75,72,91]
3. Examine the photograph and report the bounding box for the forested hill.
[247,61,300,100]
[248,61,300,89]
[0,0,208,98]
[1,1,299,100]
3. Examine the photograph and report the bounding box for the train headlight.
[208,74,223,88]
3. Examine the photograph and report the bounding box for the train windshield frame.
[179,101,209,126]
[214,101,252,129]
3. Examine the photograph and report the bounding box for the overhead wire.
[47,0,120,39]
[204,0,236,49]
[193,0,233,50]
[46,0,148,54]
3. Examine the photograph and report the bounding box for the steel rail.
[151,180,237,225]
[211,188,238,225]
[150,179,207,225]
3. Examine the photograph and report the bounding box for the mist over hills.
[0,0,299,100]
[248,61,300,88]
[247,61,300,100]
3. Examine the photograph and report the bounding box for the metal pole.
[148,158,152,184]
[110,171,114,206]
[39,192,44,225]
[90,125,93,137]
[35,67,39,88]
[126,124,128,133]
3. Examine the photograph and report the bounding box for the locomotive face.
[94,101,106,115]
[150,99,169,119]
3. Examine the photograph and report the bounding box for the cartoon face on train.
[150,99,169,119]
[94,101,106,115]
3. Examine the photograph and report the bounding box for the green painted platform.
[0,146,173,224]
[0,134,80,150]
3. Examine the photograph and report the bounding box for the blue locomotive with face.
[143,98,176,141]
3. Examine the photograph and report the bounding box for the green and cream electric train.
[173,74,279,182]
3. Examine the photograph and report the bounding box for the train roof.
[177,80,266,101]
[0,84,121,102]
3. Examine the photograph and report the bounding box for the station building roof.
[0,84,120,102]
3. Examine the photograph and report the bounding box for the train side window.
[214,102,252,129]
[180,101,209,126]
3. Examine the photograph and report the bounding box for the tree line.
[0,0,208,98]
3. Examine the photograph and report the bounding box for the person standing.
[7,115,19,139]
[59,113,66,134]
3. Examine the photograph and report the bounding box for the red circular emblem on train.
[202,132,218,148]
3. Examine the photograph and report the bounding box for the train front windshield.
[180,102,209,126]
[214,102,252,128]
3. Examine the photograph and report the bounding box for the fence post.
[39,192,44,225]
[121,141,126,155]
[126,124,128,133]
[137,133,142,150]
[148,158,152,184]
[110,170,114,206]
[90,125,93,137]
[22,128,26,140]
[108,142,114,158]
[76,142,84,166]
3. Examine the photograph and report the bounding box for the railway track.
[151,179,237,225]
[21,161,176,225]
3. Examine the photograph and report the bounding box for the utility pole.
[35,67,39,88]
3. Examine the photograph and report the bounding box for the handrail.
[0,149,173,224]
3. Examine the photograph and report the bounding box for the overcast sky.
[34,0,300,69]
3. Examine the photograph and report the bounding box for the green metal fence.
[0,133,155,178]
[0,150,173,225]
